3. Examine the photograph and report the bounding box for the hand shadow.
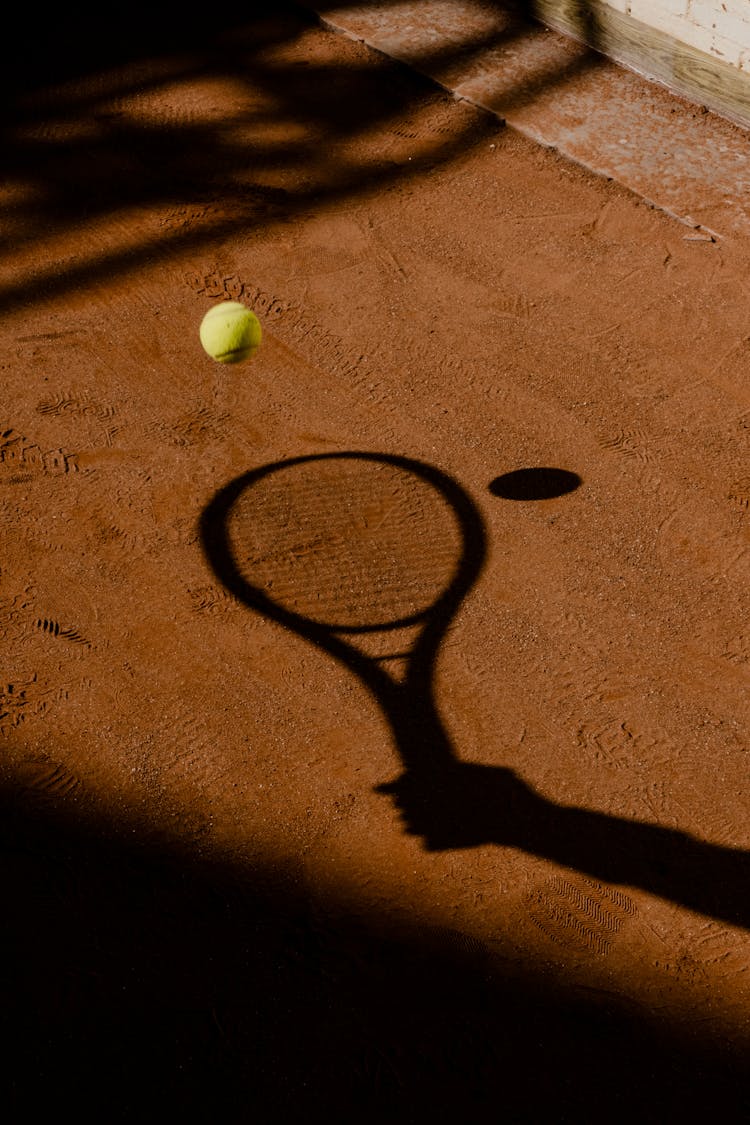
[377,761,750,930]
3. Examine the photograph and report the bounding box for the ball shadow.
[489,466,583,500]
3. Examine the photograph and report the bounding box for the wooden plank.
[533,0,750,130]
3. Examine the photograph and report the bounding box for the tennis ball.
[199,301,262,364]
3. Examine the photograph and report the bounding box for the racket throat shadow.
[375,685,468,849]
[381,683,457,778]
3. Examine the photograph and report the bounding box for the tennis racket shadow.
[199,450,491,850]
[200,451,750,930]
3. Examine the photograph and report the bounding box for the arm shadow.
[378,759,750,930]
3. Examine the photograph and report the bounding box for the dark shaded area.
[0,1,602,315]
[203,453,750,932]
[307,0,607,117]
[0,0,580,100]
[0,2,274,95]
[489,466,582,500]
[0,2,501,313]
[3,782,749,1122]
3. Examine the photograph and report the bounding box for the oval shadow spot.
[489,467,582,501]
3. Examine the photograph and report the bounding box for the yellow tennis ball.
[199,301,262,364]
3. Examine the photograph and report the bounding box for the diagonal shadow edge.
[3,774,748,1117]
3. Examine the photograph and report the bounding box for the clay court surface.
[3,3,749,1118]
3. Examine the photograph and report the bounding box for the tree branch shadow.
[0,1,604,314]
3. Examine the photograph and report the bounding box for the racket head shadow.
[200,452,487,645]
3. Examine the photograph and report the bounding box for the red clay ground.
[2,4,749,1120]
